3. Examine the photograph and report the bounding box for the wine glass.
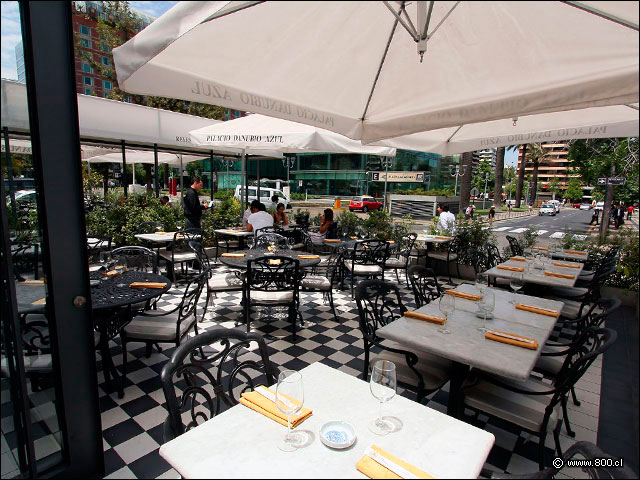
[288,237,296,250]
[477,289,495,332]
[368,360,401,435]
[98,251,110,271]
[275,370,305,452]
[113,257,128,287]
[475,272,488,294]
[438,294,455,334]
[509,272,524,304]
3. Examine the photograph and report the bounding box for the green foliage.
[560,226,590,251]
[564,178,584,202]
[310,213,323,226]
[8,207,39,245]
[393,188,455,197]
[335,210,363,235]
[452,217,498,264]
[362,211,395,240]
[471,159,495,193]
[201,197,242,246]
[293,209,310,224]
[213,189,234,200]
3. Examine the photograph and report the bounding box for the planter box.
[388,195,459,219]
[601,286,639,311]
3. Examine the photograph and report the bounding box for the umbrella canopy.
[84,150,205,166]
[372,104,640,155]
[114,1,638,142]
[189,113,396,156]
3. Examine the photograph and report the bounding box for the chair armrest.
[475,371,557,396]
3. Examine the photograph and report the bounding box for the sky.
[0,0,519,167]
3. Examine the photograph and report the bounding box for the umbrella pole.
[241,150,247,213]
[3,127,17,217]
[180,154,183,203]
[154,143,159,197]
[121,139,127,197]
[257,154,261,202]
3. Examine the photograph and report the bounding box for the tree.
[458,151,473,211]
[564,178,584,202]
[493,147,505,207]
[471,158,495,194]
[526,143,546,205]
[508,144,527,208]
[503,165,516,199]
[547,176,561,200]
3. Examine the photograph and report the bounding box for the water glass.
[509,273,524,304]
[475,272,488,294]
[368,360,401,435]
[438,294,455,334]
[275,370,305,452]
[477,290,495,332]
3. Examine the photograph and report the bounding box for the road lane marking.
[492,227,511,231]
[509,228,528,233]
[535,230,548,235]
[549,232,566,239]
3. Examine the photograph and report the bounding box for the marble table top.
[378,287,564,382]
[134,232,180,244]
[159,362,494,479]
[552,249,590,262]
[485,258,583,288]
[416,234,454,243]
[214,228,255,237]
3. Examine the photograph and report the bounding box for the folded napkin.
[387,240,395,244]
[101,270,121,278]
[516,303,559,317]
[176,234,185,238]
[32,298,46,305]
[239,386,312,428]
[356,445,433,479]
[297,255,319,259]
[497,265,524,272]
[225,229,236,232]
[554,262,580,269]
[435,236,452,240]
[403,311,446,325]
[221,253,245,257]
[509,257,525,262]
[129,282,167,289]
[154,231,166,235]
[564,249,587,255]
[545,271,575,279]
[446,289,482,301]
[533,247,549,251]
[350,236,358,240]
[19,279,45,285]
[485,330,539,350]
[324,239,341,243]
[269,259,281,266]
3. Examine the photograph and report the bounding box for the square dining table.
[377,284,565,418]
[159,362,495,479]
[486,258,584,288]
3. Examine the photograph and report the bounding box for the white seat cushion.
[1,354,52,375]
[123,312,195,341]
[158,250,198,262]
[385,257,406,268]
[208,273,244,291]
[250,290,294,303]
[344,263,382,275]
[428,252,457,261]
[463,374,561,432]
[550,286,588,298]
[301,275,331,291]
[88,264,103,272]
[534,350,565,377]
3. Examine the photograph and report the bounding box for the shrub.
[336,210,363,236]
[393,187,455,197]
[293,209,310,224]
[201,196,242,246]
[453,217,497,265]
[362,211,395,240]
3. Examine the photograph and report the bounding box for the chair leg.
[395,269,400,283]
[328,290,338,322]
[145,342,153,358]
[362,346,370,381]
[290,305,297,339]
[553,420,564,458]
[121,337,128,387]
[538,430,547,470]
[405,269,409,286]
[570,386,581,406]
[561,395,576,437]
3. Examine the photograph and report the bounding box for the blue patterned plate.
[320,421,356,449]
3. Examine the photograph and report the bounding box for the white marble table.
[134,232,180,244]
[551,249,590,262]
[377,286,564,417]
[159,362,495,479]
[486,258,584,288]
[416,234,453,244]
[213,228,254,238]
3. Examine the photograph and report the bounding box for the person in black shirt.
[183,177,208,229]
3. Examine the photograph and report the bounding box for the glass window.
[124,96,131,103]
[101,56,111,66]
[100,43,111,53]
[83,88,92,95]
[79,37,91,49]
[102,80,112,90]
[103,92,110,98]
[79,24,90,35]
[81,63,92,73]
[82,76,92,86]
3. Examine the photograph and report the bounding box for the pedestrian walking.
[507,203,512,217]
[590,209,599,225]
[627,205,634,220]
[488,206,496,227]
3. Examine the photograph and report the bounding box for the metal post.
[226,159,230,189]
[600,165,615,241]
[209,150,214,194]
[241,151,247,213]
[256,155,261,201]
[121,139,127,197]
[3,127,17,217]
[179,154,183,203]
[483,172,488,210]
[382,157,392,211]
[153,143,159,197]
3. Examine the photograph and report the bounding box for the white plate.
[320,421,356,449]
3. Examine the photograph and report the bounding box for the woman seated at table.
[272,203,289,226]
[309,209,337,243]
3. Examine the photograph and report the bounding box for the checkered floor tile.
[1,263,603,479]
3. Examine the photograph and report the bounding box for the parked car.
[234,186,292,210]
[548,200,560,213]
[539,203,556,216]
[595,201,604,211]
[348,195,383,212]
[6,189,37,209]
[572,202,581,208]
[579,203,592,210]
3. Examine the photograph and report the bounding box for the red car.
[572,202,581,208]
[348,195,383,212]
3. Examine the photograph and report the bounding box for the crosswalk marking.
[492,226,511,232]
[509,228,528,233]
[549,232,566,239]
[574,234,587,240]
[535,230,548,235]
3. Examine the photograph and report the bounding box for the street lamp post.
[425,172,432,192]
[221,158,234,190]
[450,165,467,197]
[482,172,489,210]
[381,157,393,211]
[282,156,296,192]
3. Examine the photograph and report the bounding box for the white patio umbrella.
[113,1,638,142]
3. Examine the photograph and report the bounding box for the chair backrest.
[484,243,503,268]
[175,269,208,326]
[396,232,417,260]
[246,256,300,294]
[87,236,112,262]
[253,233,290,250]
[188,240,212,274]
[467,247,490,274]
[137,221,163,234]
[172,228,202,251]
[160,327,278,442]
[111,246,158,273]
[572,298,621,338]
[506,235,523,256]
[407,265,441,307]
[351,240,390,268]
[254,226,281,237]
[354,279,406,345]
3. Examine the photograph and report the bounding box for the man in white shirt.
[246,203,275,233]
[242,200,261,226]
[436,204,456,233]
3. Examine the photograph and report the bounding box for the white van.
[548,199,561,213]
[234,186,292,210]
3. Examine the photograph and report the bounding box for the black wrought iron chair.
[485,242,503,267]
[11,242,41,281]
[160,327,279,442]
[300,252,341,321]
[243,256,301,338]
[407,265,441,307]
[462,327,617,470]
[467,247,490,275]
[506,235,524,257]
[427,233,466,284]
[354,279,451,402]
[158,228,202,281]
[253,233,290,250]
[383,232,417,285]
[87,235,112,269]
[120,270,207,385]
[342,239,390,297]
[111,246,158,274]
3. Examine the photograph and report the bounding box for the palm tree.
[459,151,474,212]
[527,143,546,205]
[494,147,505,207]
[508,144,527,208]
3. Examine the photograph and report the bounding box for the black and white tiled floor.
[2,265,604,479]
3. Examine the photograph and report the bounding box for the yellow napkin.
[516,303,558,317]
[485,330,539,350]
[129,282,167,289]
[101,270,121,278]
[446,289,482,301]
[356,445,434,479]
[221,253,245,257]
[510,257,525,262]
[435,236,451,240]
[324,239,341,243]
[350,236,358,240]
[497,265,524,272]
[545,271,575,279]
[154,231,166,235]
[19,279,45,285]
[564,249,587,255]
[239,387,312,428]
[403,311,446,325]
[176,234,185,238]
[554,262,580,269]
[269,259,281,266]
[297,255,320,259]
[533,247,549,251]
[32,298,46,305]
[387,240,395,244]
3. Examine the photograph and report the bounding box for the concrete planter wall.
[601,286,639,312]
[389,195,459,219]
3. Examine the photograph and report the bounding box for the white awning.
[84,150,205,166]
[113,1,638,142]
